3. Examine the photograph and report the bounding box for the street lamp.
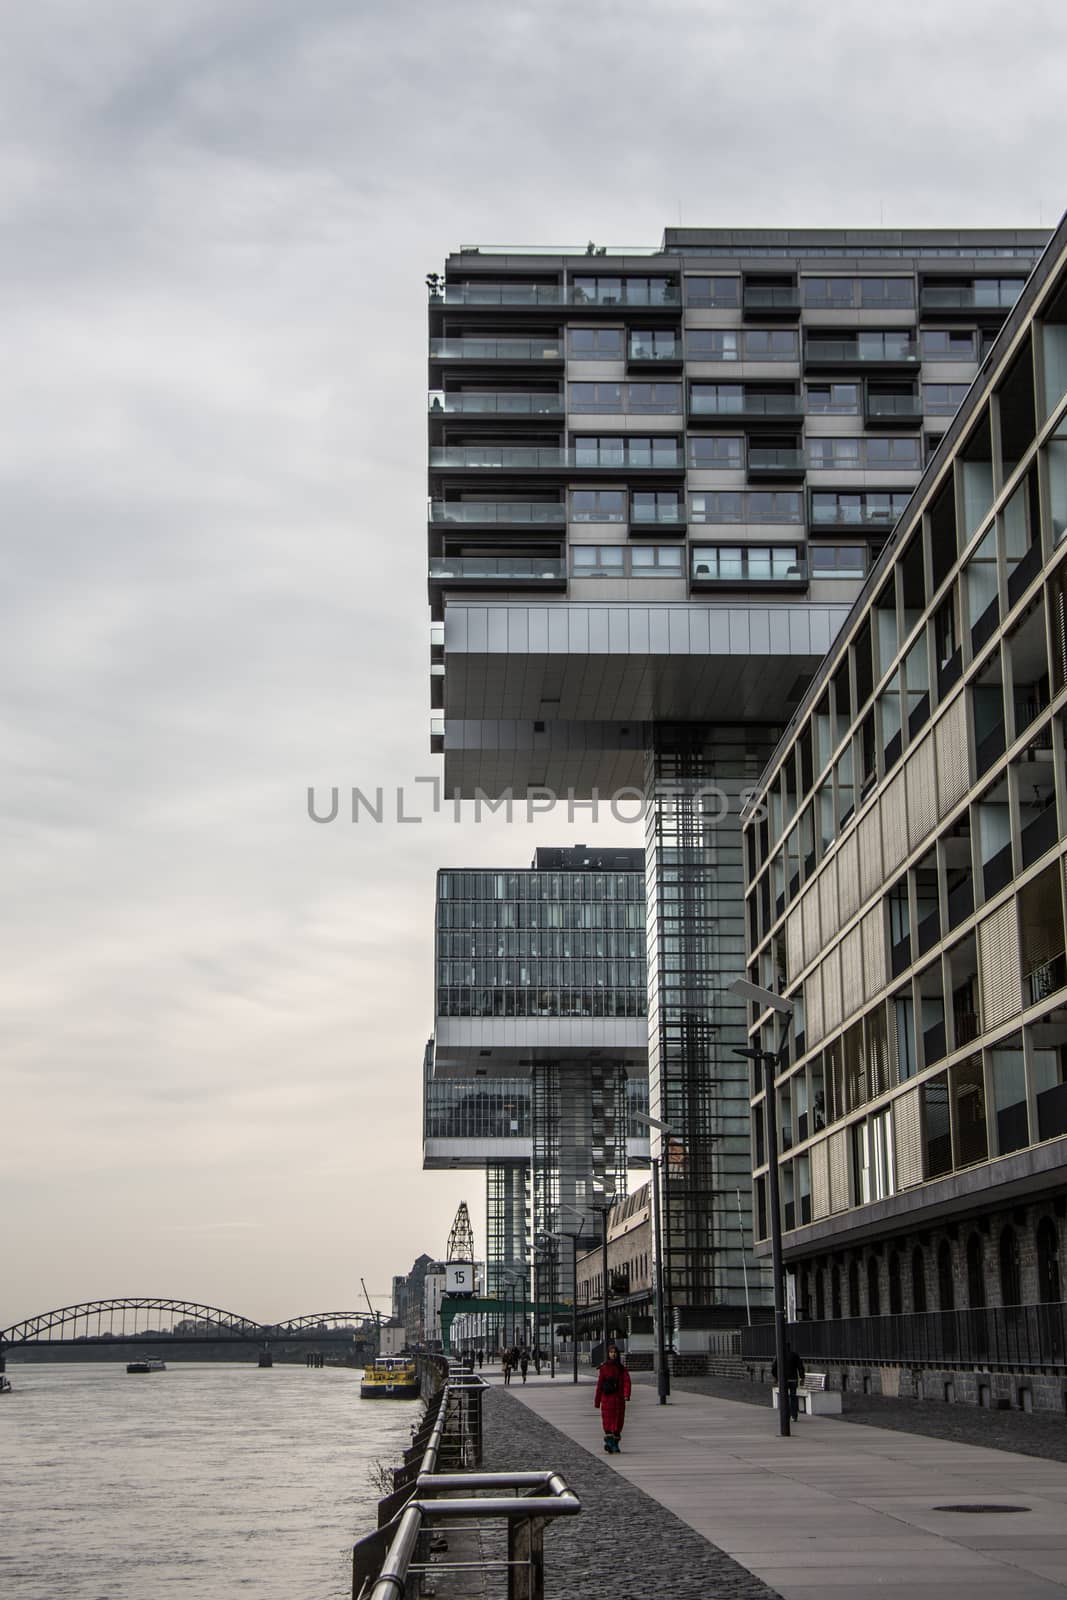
[631,1110,675,1405]
[544,1208,587,1385]
[730,976,794,1440]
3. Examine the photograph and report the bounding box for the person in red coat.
[594,1343,632,1453]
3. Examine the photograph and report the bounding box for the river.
[1,1362,420,1600]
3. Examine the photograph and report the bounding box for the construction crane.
[447,1201,475,1263]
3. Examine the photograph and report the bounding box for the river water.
[1,1362,420,1600]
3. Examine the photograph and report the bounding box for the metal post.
[764,1031,792,1439]
[549,1242,556,1379]
[736,1187,752,1326]
[571,1235,579,1385]
[650,1153,668,1404]
[600,1206,610,1357]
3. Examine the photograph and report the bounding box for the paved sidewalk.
[488,1365,1067,1599]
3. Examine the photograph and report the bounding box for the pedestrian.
[519,1347,529,1383]
[594,1342,632,1454]
[502,1349,513,1386]
[771,1344,805,1422]
[477,1349,483,1370]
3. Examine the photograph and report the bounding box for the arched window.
[815,1268,826,1321]
[967,1233,986,1309]
[848,1260,860,1317]
[911,1247,927,1313]
[999,1227,1021,1307]
[1037,1218,1062,1304]
[937,1240,955,1310]
[831,1263,842,1319]
[888,1251,902,1315]
[867,1256,881,1316]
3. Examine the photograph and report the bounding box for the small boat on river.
[126,1358,167,1374]
[360,1356,418,1399]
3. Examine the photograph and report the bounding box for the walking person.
[502,1349,513,1387]
[771,1344,805,1422]
[519,1347,529,1384]
[594,1342,632,1454]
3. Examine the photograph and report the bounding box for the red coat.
[594,1359,632,1433]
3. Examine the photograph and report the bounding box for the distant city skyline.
[3,0,1065,1324]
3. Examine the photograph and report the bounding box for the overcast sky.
[2,0,1065,1329]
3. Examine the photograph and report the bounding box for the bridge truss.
[1,1298,375,1347]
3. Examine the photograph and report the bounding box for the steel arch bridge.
[0,1299,375,1349]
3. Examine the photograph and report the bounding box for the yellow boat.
[360,1355,419,1399]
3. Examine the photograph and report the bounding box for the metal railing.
[740,1303,1067,1369]
[353,1369,580,1600]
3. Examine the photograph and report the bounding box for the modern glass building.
[423,845,650,1303]
[741,212,1067,1403]
[427,226,1048,1329]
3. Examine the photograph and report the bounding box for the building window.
[803,277,858,309]
[911,1247,927,1313]
[924,382,971,415]
[626,382,682,413]
[573,435,681,468]
[744,329,799,359]
[572,546,625,577]
[809,545,867,578]
[688,434,744,469]
[922,329,978,361]
[571,275,677,306]
[937,1240,955,1311]
[966,1233,986,1309]
[690,490,801,524]
[570,381,623,412]
[631,545,684,575]
[865,436,922,468]
[684,274,740,306]
[810,491,910,528]
[1037,1218,1062,1304]
[806,382,860,414]
[568,327,625,360]
[571,489,626,522]
[999,1227,1021,1307]
[687,329,740,361]
[848,1260,860,1317]
[691,545,802,581]
[808,437,862,469]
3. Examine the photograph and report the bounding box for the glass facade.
[436,866,647,1019]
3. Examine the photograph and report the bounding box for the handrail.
[354,1372,580,1600]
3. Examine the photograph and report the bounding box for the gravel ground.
[479,1386,780,1600]
[630,1369,1067,1464]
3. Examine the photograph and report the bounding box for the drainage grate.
[934,1504,1030,1514]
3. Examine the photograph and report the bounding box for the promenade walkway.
[488,1363,1067,1599]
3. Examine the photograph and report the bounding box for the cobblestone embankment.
[630,1369,1067,1464]
[481,1386,780,1600]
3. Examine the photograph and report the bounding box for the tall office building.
[427,227,1047,1329]
[741,215,1067,1401]
[423,845,650,1304]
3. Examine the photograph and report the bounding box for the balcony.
[428,392,564,418]
[746,446,806,480]
[742,284,800,319]
[808,503,905,531]
[629,501,687,533]
[429,501,566,527]
[691,549,806,588]
[864,392,924,427]
[429,556,566,588]
[566,285,681,308]
[430,446,568,471]
[627,336,683,368]
[429,337,564,364]
[805,337,919,371]
[919,284,1022,316]
[689,391,804,425]
[433,284,566,307]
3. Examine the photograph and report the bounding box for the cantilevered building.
[741,213,1067,1404]
[422,845,650,1302]
[427,226,1047,1330]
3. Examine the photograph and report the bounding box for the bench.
[771,1371,843,1415]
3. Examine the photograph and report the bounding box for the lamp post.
[632,1110,677,1405]
[730,976,794,1440]
[543,1219,586,1384]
